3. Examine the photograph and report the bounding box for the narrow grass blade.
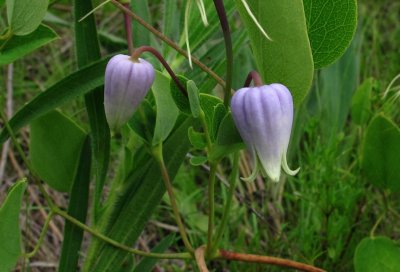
[74,0,111,223]
[58,136,92,272]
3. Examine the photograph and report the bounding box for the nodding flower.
[230,83,299,182]
[104,54,155,130]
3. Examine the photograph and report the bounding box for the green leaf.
[0,24,58,65]
[83,117,194,271]
[211,103,227,141]
[152,71,179,145]
[210,112,245,161]
[0,57,109,144]
[354,236,400,272]
[362,114,400,192]
[0,179,27,272]
[170,75,191,114]
[351,77,374,125]
[128,99,156,143]
[59,137,91,272]
[131,0,151,46]
[199,93,223,133]
[30,110,87,192]
[190,156,208,166]
[187,80,201,118]
[74,0,110,223]
[7,0,49,35]
[216,112,243,146]
[133,234,175,272]
[303,0,357,69]
[235,0,314,105]
[188,126,206,149]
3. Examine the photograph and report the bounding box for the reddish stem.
[218,250,326,272]
[123,3,134,54]
[243,71,263,87]
[132,46,188,97]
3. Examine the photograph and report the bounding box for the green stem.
[370,213,385,238]
[24,211,55,258]
[213,0,233,107]
[53,207,192,260]
[206,163,217,257]
[211,152,239,255]
[152,144,194,253]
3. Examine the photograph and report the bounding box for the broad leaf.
[0,57,109,144]
[235,0,314,105]
[0,179,27,272]
[152,71,179,145]
[303,0,357,69]
[7,0,49,35]
[354,236,400,272]
[30,110,86,192]
[187,80,201,118]
[0,24,58,65]
[362,115,400,192]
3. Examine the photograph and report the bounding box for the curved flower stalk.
[231,83,299,182]
[104,54,155,130]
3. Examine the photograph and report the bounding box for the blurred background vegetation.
[1,0,399,271]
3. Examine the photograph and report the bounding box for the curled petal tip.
[282,153,300,176]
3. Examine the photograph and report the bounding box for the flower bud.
[231,83,299,182]
[104,54,155,130]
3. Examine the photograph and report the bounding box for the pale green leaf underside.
[30,110,87,192]
[235,0,314,105]
[152,71,179,145]
[7,0,49,35]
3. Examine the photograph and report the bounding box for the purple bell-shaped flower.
[231,83,299,182]
[104,54,155,130]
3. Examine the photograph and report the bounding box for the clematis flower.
[104,54,155,130]
[230,83,299,182]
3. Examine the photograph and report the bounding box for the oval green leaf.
[30,110,87,192]
[0,179,27,272]
[152,71,179,145]
[303,0,357,69]
[235,0,314,105]
[7,0,49,35]
[354,236,400,272]
[362,114,400,192]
